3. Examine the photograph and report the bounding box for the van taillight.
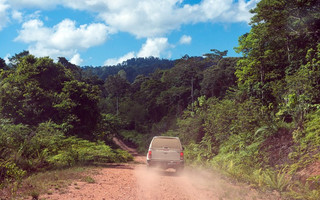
[148,150,152,159]
[180,152,184,160]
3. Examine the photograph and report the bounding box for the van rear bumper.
[147,159,184,169]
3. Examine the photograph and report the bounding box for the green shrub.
[47,137,133,167]
[204,98,263,146]
[119,130,150,153]
[0,160,26,187]
[288,182,320,200]
[288,110,320,174]
[82,176,95,184]
[0,122,31,161]
[0,121,133,185]
[302,110,320,148]
[184,142,207,165]
[261,168,291,192]
[30,190,40,200]
[114,149,134,162]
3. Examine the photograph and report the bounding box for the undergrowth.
[4,166,91,199]
[0,121,133,198]
[176,98,320,200]
[119,130,152,153]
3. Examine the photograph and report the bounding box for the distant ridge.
[82,57,175,82]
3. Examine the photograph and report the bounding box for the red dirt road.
[40,155,281,200]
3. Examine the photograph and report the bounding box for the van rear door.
[150,137,182,161]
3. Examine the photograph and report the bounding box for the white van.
[146,136,184,172]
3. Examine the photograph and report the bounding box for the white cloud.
[15,18,110,60]
[179,35,192,45]
[15,19,50,43]
[70,53,83,65]
[26,10,42,20]
[97,0,184,38]
[11,10,23,22]
[49,19,109,50]
[3,0,259,64]
[81,0,257,38]
[232,0,259,22]
[4,53,10,64]
[104,37,172,65]
[198,0,232,21]
[8,0,59,9]
[137,37,171,58]
[0,0,10,30]
[6,0,257,37]
[104,51,135,66]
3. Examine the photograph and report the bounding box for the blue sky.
[0,0,259,66]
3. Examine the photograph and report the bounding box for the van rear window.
[151,138,181,149]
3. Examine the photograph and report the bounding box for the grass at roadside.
[1,165,98,200]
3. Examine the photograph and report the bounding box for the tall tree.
[134,79,166,122]
[282,44,320,126]
[8,50,30,68]
[235,0,320,106]
[203,49,228,62]
[104,74,131,115]
[58,57,82,80]
[201,57,238,98]
[0,58,8,71]
[0,55,71,125]
[0,54,101,139]
[55,80,101,138]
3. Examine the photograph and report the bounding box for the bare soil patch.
[36,155,282,200]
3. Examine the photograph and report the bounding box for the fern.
[262,168,291,192]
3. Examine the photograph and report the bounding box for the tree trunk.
[260,65,265,100]
[286,36,291,64]
[116,95,119,115]
[191,77,194,112]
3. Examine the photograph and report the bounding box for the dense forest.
[82,57,175,83]
[1,0,320,199]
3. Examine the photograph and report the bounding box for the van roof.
[151,136,182,149]
[152,136,179,139]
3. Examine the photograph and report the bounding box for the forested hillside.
[82,57,174,83]
[1,0,319,199]
[0,52,133,193]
